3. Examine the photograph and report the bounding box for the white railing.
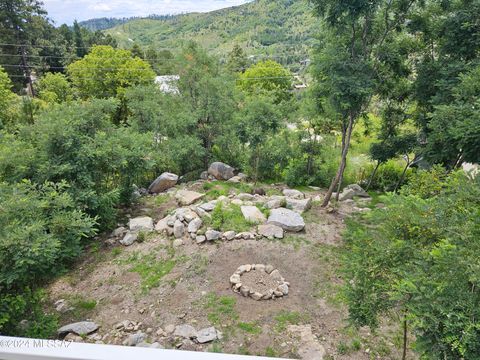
[0,336,288,360]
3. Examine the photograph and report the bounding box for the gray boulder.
[339,184,370,201]
[128,217,154,232]
[123,332,146,346]
[286,198,312,213]
[148,172,178,193]
[258,224,284,239]
[120,232,138,246]
[196,327,218,343]
[267,208,305,232]
[283,189,305,200]
[175,190,205,206]
[173,220,185,238]
[174,324,197,339]
[58,321,99,337]
[205,229,221,241]
[188,218,203,233]
[208,162,235,180]
[241,205,266,224]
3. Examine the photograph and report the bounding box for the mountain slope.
[105,0,318,70]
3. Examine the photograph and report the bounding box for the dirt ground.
[48,183,415,359]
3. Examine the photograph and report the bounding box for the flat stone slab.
[283,189,305,199]
[241,205,266,224]
[175,190,205,206]
[196,327,218,343]
[128,217,154,232]
[286,198,312,214]
[58,321,99,337]
[174,324,197,339]
[267,208,305,232]
[258,224,284,239]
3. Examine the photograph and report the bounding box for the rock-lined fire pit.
[230,264,289,300]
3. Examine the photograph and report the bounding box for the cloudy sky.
[43,0,252,25]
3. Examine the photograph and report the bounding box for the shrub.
[361,160,411,192]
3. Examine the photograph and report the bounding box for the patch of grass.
[210,343,224,353]
[122,251,177,293]
[274,310,304,332]
[265,347,279,357]
[203,181,253,201]
[237,322,262,334]
[337,338,362,355]
[275,234,310,251]
[207,202,254,233]
[237,346,251,355]
[110,247,123,257]
[204,293,238,326]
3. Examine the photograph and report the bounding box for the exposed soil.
[239,269,283,295]
[47,183,417,359]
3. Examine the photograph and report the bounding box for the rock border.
[230,264,290,300]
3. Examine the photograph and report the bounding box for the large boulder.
[120,232,138,246]
[208,162,235,180]
[283,189,305,200]
[267,208,305,232]
[175,190,205,206]
[58,321,99,337]
[241,206,266,224]
[339,184,370,201]
[148,172,178,193]
[286,198,312,214]
[128,217,154,232]
[258,224,284,239]
[196,327,219,344]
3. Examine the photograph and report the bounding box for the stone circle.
[230,264,290,300]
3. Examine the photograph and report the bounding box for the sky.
[43,0,252,25]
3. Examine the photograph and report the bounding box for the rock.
[128,217,154,232]
[200,171,209,180]
[149,342,164,349]
[267,208,305,232]
[58,321,99,337]
[339,184,370,201]
[231,199,243,206]
[258,224,284,239]
[270,269,283,282]
[251,292,263,301]
[265,196,285,209]
[148,172,178,193]
[120,232,138,246]
[54,299,73,313]
[174,324,197,339]
[196,327,218,343]
[165,324,175,334]
[111,226,126,238]
[123,332,146,346]
[287,325,326,360]
[199,201,217,212]
[205,229,221,241]
[208,162,235,180]
[237,173,248,181]
[176,190,205,206]
[175,208,198,223]
[265,264,275,274]
[192,206,210,219]
[236,193,254,201]
[230,274,241,285]
[235,232,255,240]
[187,218,203,233]
[155,215,174,233]
[64,333,83,342]
[173,239,184,247]
[241,206,266,224]
[283,189,305,199]
[278,283,289,295]
[240,286,250,297]
[196,235,207,244]
[286,198,312,214]
[223,231,236,241]
[173,220,185,239]
[227,176,241,183]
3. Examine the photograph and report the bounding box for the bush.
[361,160,411,192]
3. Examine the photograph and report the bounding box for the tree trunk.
[366,161,380,192]
[322,114,355,207]
[394,156,410,193]
[402,312,408,360]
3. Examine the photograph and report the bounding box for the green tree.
[227,44,248,73]
[67,45,155,100]
[0,66,19,128]
[238,60,292,103]
[310,0,419,207]
[37,73,73,104]
[343,172,480,359]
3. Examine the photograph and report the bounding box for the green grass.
[203,181,253,201]
[204,293,239,326]
[237,322,262,334]
[207,202,255,233]
[121,251,177,293]
[265,347,279,357]
[274,310,305,332]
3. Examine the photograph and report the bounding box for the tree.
[67,45,155,100]
[238,60,292,103]
[237,96,281,182]
[72,20,86,58]
[310,0,419,207]
[227,44,248,73]
[0,66,19,128]
[343,172,480,359]
[37,73,73,104]
[176,42,236,169]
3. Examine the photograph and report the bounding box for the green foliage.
[274,310,303,332]
[67,45,155,100]
[239,60,292,103]
[125,252,176,293]
[363,160,412,192]
[209,202,254,233]
[400,165,449,199]
[237,322,262,334]
[0,66,19,128]
[342,172,480,358]
[37,73,73,104]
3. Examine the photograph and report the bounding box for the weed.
[337,341,350,354]
[265,347,278,357]
[237,322,262,334]
[207,203,254,232]
[274,311,304,332]
[204,293,238,325]
[110,247,122,257]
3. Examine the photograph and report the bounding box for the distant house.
[155,75,180,94]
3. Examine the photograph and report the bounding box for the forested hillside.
[105,0,316,70]
[0,0,479,359]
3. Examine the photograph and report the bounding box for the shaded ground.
[48,182,415,359]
